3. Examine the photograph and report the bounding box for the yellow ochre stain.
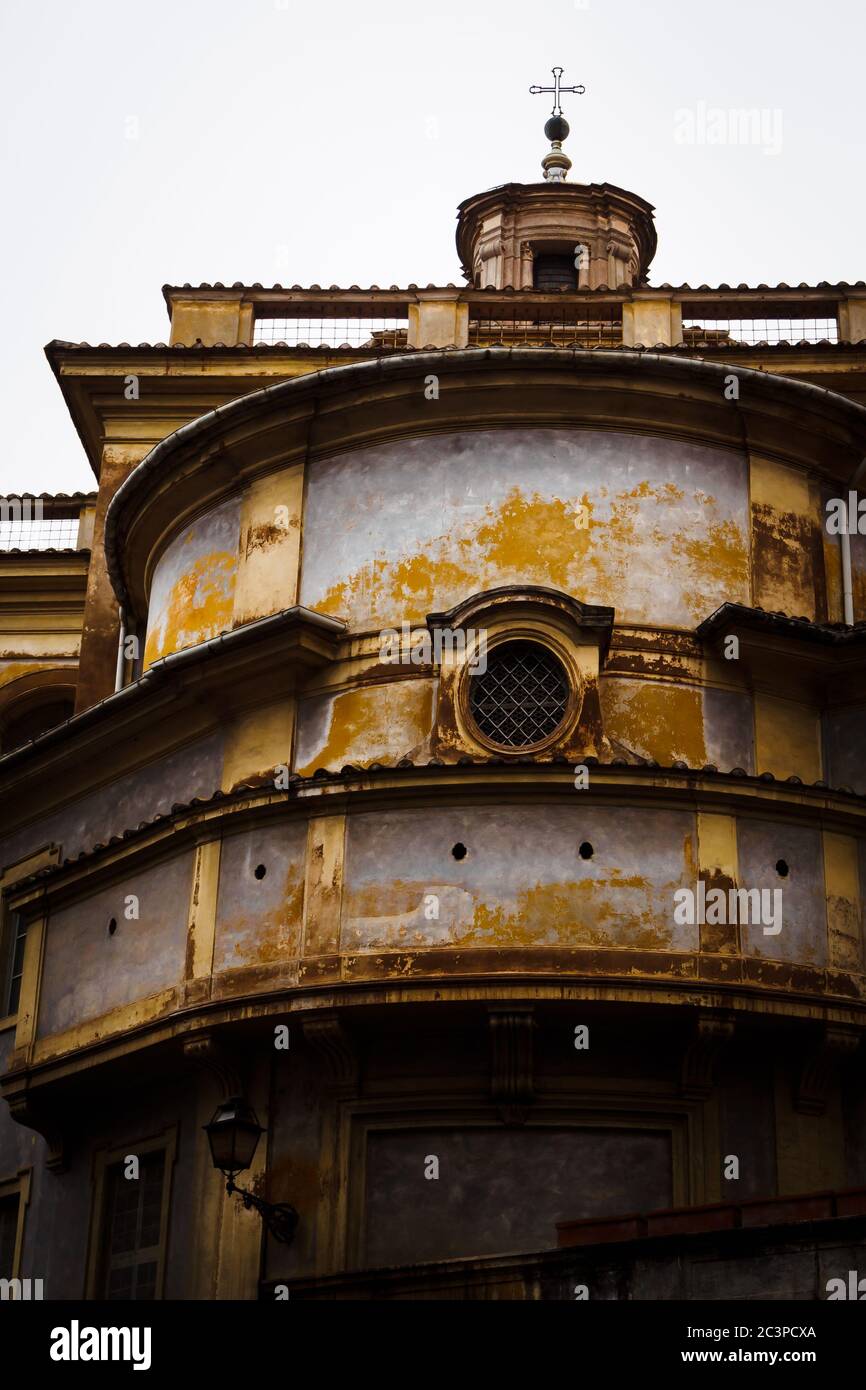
[470,880,672,948]
[298,682,434,774]
[473,489,594,583]
[227,875,304,966]
[311,481,747,626]
[669,519,749,622]
[144,552,237,667]
[602,681,707,767]
[346,874,675,951]
[0,661,45,689]
[315,487,596,621]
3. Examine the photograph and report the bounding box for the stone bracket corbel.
[488,1005,535,1126]
[5,1091,68,1174]
[182,1031,244,1101]
[680,1010,736,1100]
[303,1012,360,1091]
[794,1025,861,1116]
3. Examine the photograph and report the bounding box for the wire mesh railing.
[0,516,81,551]
[682,317,839,346]
[253,316,409,348]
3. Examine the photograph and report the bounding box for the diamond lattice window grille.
[469,641,569,748]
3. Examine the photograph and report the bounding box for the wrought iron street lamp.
[204,1097,298,1245]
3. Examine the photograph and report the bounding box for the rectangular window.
[0,1193,19,1279]
[101,1150,166,1300]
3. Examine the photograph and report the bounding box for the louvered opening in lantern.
[532,253,578,292]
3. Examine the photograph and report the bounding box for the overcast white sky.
[1,0,863,494]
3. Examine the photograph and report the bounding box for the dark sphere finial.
[544,114,570,143]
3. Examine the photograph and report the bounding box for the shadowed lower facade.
[1,165,866,1300]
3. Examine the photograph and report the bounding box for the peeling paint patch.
[342,806,699,953]
[143,496,241,667]
[37,853,194,1037]
[295,680,434,773]
[214,822,307,971]
[752,502,816,619]
[300,430,750,631]
[600,678,707,767]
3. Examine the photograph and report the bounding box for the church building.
[1,80,865,1300]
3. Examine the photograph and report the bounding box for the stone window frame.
[0,1168,31,1281]
[0,843,61,1029]
[460,629,580,757]
[427,585,615,763]
[338,1095,706,1272]
[85,1126,177,1300]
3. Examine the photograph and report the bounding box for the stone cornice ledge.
[0,604,346,795]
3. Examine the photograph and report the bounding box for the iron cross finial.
[529,65,585,117]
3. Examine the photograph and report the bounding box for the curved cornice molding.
[0,605,345,786]
[426,584,616,665]
[7,761,866,903]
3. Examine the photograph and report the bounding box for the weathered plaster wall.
[824,706,866,794]
[295,678,435,774]
[750,457,824,620]
[703,686,756,772]
[600,678,755,769]
[213,821,306,974]
[341,805,699,953]
[12,794,863,1058]
[736,821,826,965]
[143,496,241,669]
[0,633,80,669]
[754,692,822,782]
[0,730,223,874]
[364,1126,672,1265]
[37,851,193,1036]
[232,466,304,625]
[600,677,707,766]
[300,429,751,632]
